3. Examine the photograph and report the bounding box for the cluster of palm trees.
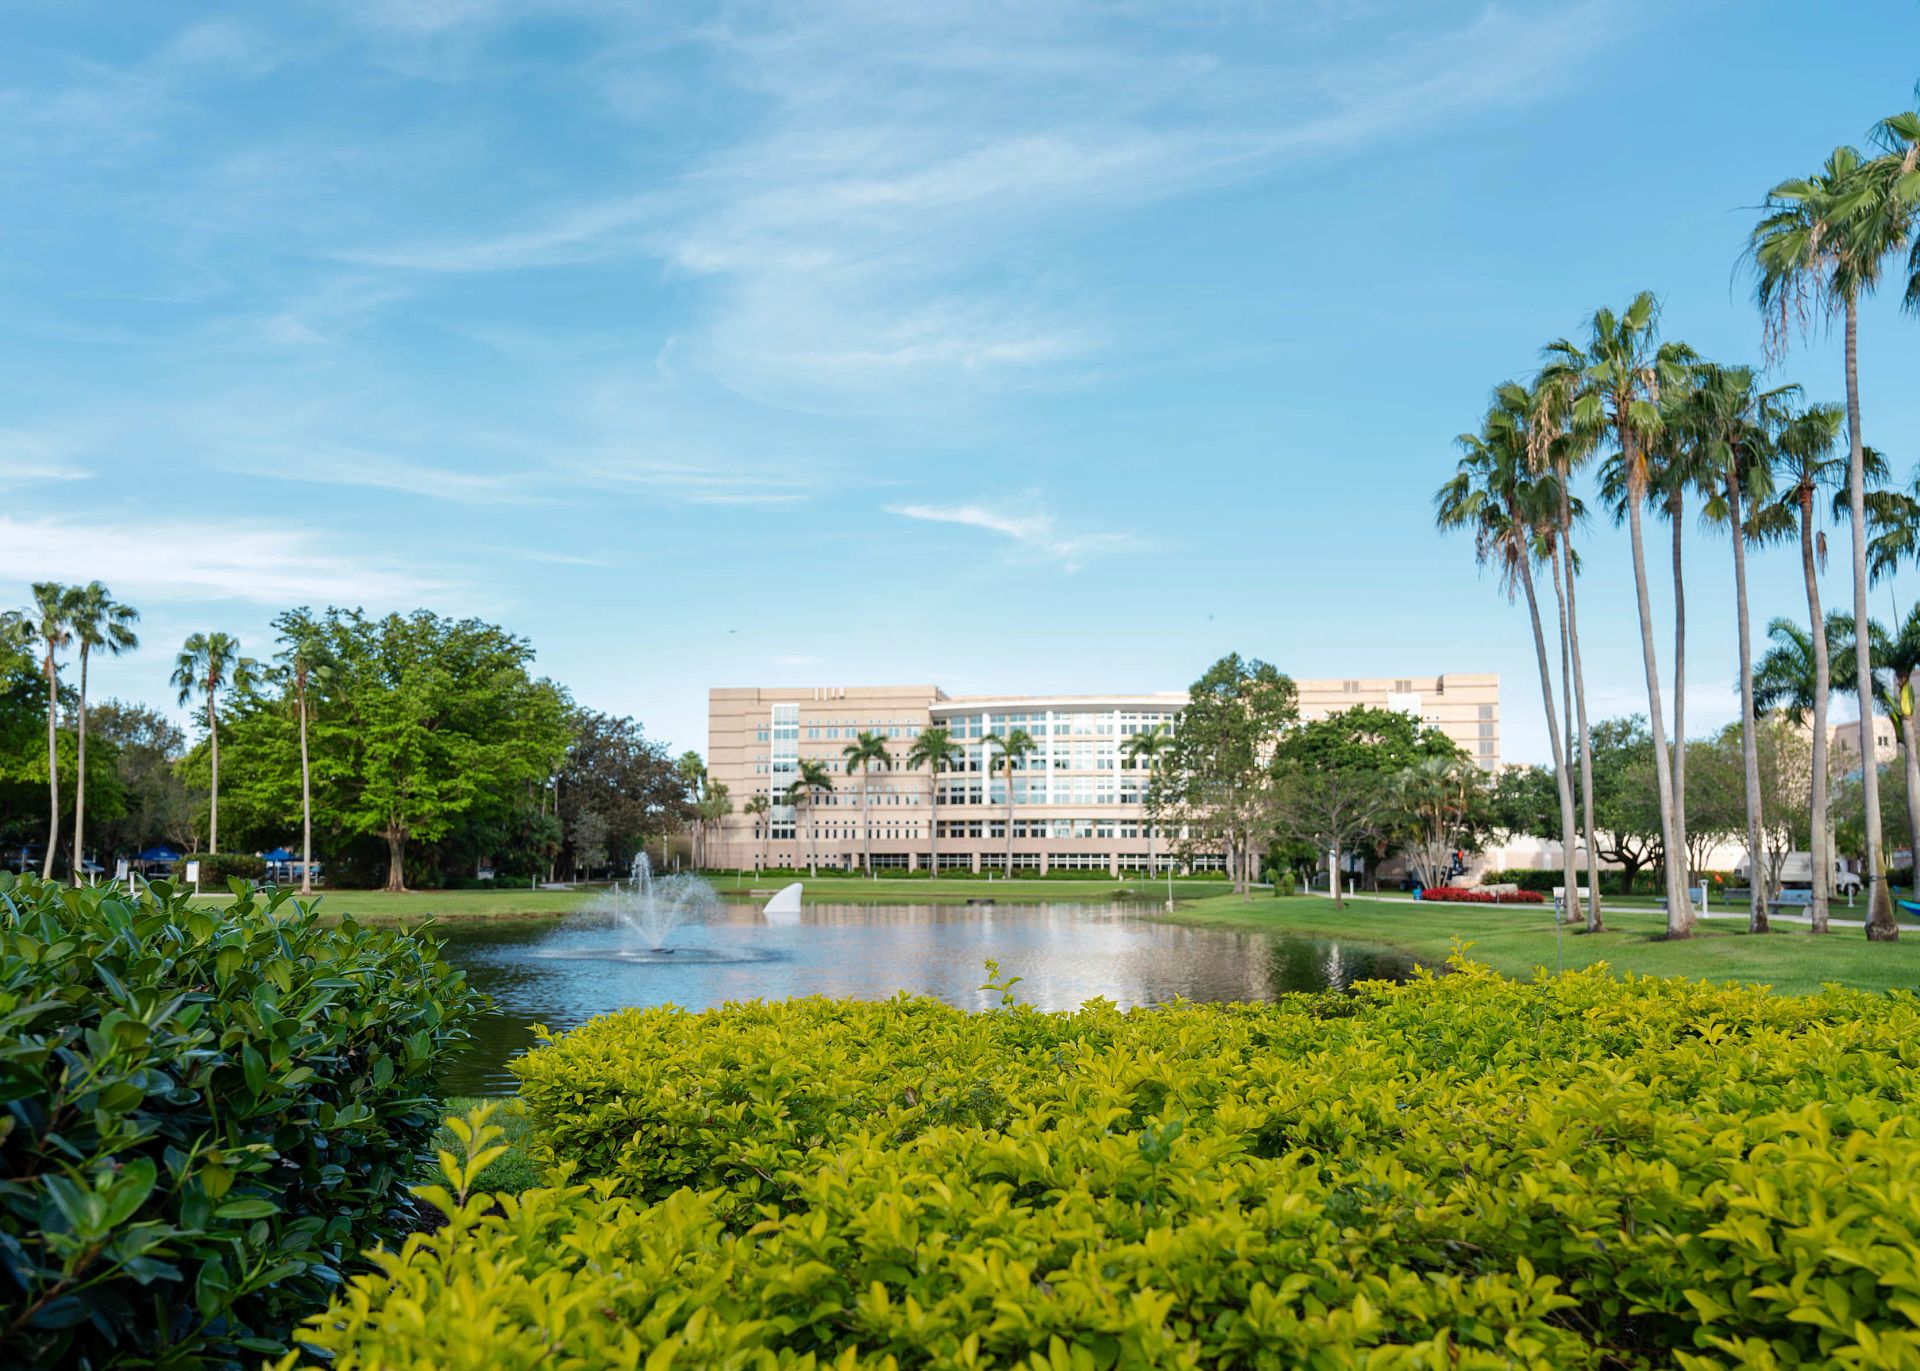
[7,580,267,884]
[1438,97,1920,942]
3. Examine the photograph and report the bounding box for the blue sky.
[4,1,1920,763]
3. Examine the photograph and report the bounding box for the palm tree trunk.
[208,695,221,856]
[1515,531,1579,926]
[1558,488,1604,932]
[1846,297,1898,940]
[42,652,59,880]
[1543,542,1580,922]
[1901,691,1920,900]
[863,767,873,877]
[1729,476,1768,934]
[1625,460,1688,935]
[1670,493,1690,905]
[1801,488,1833,933]
[1004,761,1015,875]
[299,679,314,895]
[927,769,940,878]
[72,647,89,883]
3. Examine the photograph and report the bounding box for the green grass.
[427,1096,540,1194]
[1172,892,1920,996]
[189,887,595,923]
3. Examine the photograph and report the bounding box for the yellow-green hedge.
[289,961,1920,1368]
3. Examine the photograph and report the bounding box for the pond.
[433,899,1417,1094]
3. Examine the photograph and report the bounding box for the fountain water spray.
[590,851,719,952]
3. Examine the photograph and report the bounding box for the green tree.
[1750,403,1855,931]
[556,712,691,881]
[695,782,732,872]
[1544,294,1697,934]
[784,758,832,878]
[64,582,139,883]
[1161,654,1299,898]
[301,610,571,890]
[28,582,81,878]
[743,793,771,872]
[905,725,960,877]
[270,609,334,894]
[1749,145,1911,940]
[1392,753,1487,892]
[83,701,190,861]
[171,632,255,856]
[1487,764,1560,847]
[1585,716,1666,898]
[1121,723,1175,883]
[842,730,890,877]
[982,727,1037,875]
[1437,386,1587,927]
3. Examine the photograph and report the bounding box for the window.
[1478,722,1495,738]
[1394,679,1412,693]
[1343,680,1361,694]
[1478,704,1495,720]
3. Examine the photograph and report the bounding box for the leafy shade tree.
[171,632,255,856]
[556,711,693,881]
[1750,145,1911,940]
[743,794,772,872]
[83,702,191,860]
[1585,716,1666,897]
[842,730,890,877]
[1546,294,1697,934]
[1160,655,1299,898]
[785,758,832,878]
[905,725,960,877]
[982,727,1037,875]
[28,583,81,879]
[65,582,139,883]
[1121,723,1175,882]
[1272,705,1462,905]
[1436,385,1586,929]
[1487,764,1560,848]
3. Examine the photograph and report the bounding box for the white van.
[1732,852,1863,895]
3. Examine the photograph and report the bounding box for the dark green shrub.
[0,874,479,1368]
[169,851,268,883]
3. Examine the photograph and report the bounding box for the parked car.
[1733,852,1862,895]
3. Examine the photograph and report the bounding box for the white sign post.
[185,860,201,895]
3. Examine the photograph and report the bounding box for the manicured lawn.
[1173,892,1920,995]
[428,1097,539,1194]
[191,887,595,923]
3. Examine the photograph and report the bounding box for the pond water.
[433,899,1416,1095]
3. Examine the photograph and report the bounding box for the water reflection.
[432,901,1415,1095]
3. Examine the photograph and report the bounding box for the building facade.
[707,674,1499,873]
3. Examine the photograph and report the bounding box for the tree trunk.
[927,769,940,879]
[1544,541,1580,924]
[1845,297,1899,940]
[1799,486,1833,933]
[863,767,873,877]
[1901,677,1920,903]
[1004,760,1016,875]
[72,647,90,883]
[1515,529,1579,928]
[1329,841,1343,910]
[384,827,406,891]
[42,652,58,880]
[1729,476,1768,934]
[208,695,221,857]
[1670,494,1690,904]
[1559,484,1604,932]
[299,680,314,895]
[1624,453,1688,936]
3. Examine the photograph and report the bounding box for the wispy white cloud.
[567,453,821,507]
[0,514,453,606]
[888,498,1143,572]
[238,449,540,506]
[0,429,91,483]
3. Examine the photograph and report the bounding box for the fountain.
[590,852,720,954]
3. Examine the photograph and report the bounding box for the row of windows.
[935,819,1168,839]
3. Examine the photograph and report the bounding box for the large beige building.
[707,674,1499,873]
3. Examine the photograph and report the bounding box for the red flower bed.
[1418,886,1546,905]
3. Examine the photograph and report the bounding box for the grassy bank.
[189,887,595,923]
[1172,892,1920,995]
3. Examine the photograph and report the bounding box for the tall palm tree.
[784,758,832,878]
[982,727,1037,874]
[1869,610,1920,898]
[1753,613,1858,934]
[1750,404,1855,933]
[841,730,890,877]
[1681,364,1790,933]
[171,632,255,856]
[1436,387,1581,924]
[1870,103,1920,310]
[743,794,771,872]
[1121,723,1175,882]
[1544,294,1697,935]
[273,609,332,895]
[1750,146,1912,940]
[28,583,81,880]
[905,725,959,877]
[695,783,732,871]
[65,583,140,885]
[1529,374,1605,930]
